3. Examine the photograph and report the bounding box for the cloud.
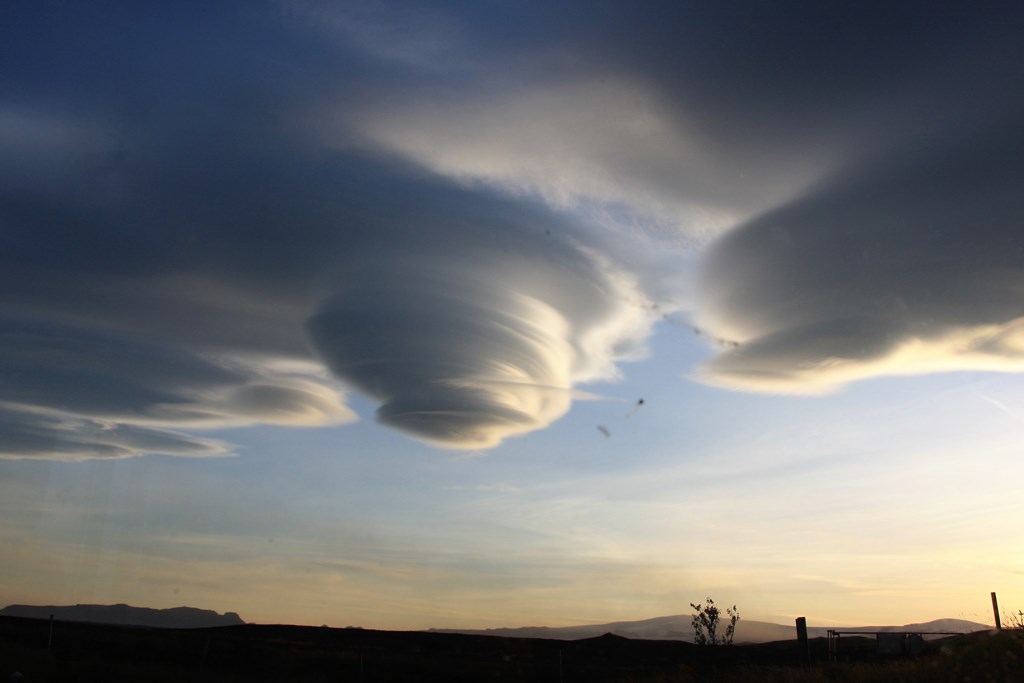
[695,113,1024,392]
[0,107,110,182]
[308,232,653,449]
[339,79,769,240]
[285,0,475,72]
[0,406,231,461]
[5,1,1023,456]
[0,317,356,428]
[0,5,665,456]
[326,1,1023,249]
[0,315,355,460]
[0,94,655,456]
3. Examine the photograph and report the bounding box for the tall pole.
[992,592,1002,630]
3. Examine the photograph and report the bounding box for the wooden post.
[992,592,1002,630]
[47,614,54,653]
[795,617,810,666]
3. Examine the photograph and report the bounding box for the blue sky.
[2,1,1023,630]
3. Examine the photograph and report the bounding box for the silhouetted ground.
[0,604,243,629]
[1,615,1019,682]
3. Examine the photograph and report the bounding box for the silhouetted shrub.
[690,597,740,646]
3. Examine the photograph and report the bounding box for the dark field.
[1,615,1021,682]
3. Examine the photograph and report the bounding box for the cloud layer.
[0,314,355,460]
[0,2,668,457]
[4,1,1024,456]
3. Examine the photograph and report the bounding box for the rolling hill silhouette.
[0,603,244,629]
[430,614,990,643]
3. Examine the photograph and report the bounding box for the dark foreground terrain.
[1,615,1021,682]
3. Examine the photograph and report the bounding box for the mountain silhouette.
[431,615,990,643]
[0,603,244,629]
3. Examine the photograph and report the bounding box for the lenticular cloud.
[0,315,356,461]
[7,1,1024,459]
[308,250,652,449]
[694,120,1024,393]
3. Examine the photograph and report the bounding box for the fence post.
[795,617,809,666]
[992,592,1002,630]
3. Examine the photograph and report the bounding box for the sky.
[1,0,1023,631]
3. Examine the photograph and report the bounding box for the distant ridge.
[431,615,990,644]
[0,603,244,629]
